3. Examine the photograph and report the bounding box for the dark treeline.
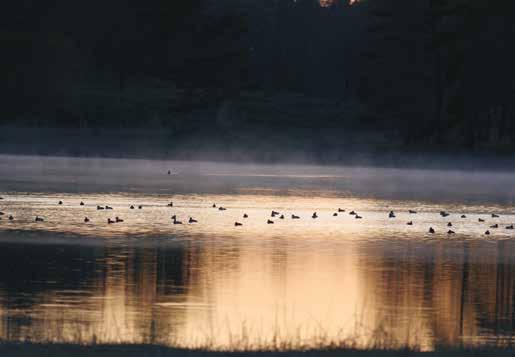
[1,0,514,155]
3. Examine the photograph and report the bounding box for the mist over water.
[1,154,515,350]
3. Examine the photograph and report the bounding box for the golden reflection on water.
[0,193,515,350]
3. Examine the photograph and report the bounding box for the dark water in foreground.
[0,155,515,350]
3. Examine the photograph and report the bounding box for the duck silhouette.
[167,202,174,207]
[35,216,44,222]
[8,215,13,221]
[490,224,498,229]
[212,203,217,208]
[271,210,279,217]
[106,206,113,210]
[506,225,514,230]
[107,218,115,224]
[243,214,248,218]
[409,210,417,214]
[97,206,104,210]
[447,230,455,234]
[84,217,90,223]
[267,219,274,224]
[115,217,124,223]
[312,212,318,219]
[291,215,300,219]
[234,222,243,226]
[461,215,466,218]
[349,211,356,215]
[219,207,227,211]
[440,211,450,217]
[0,212,4,216]
[189,217,198,224]
[280,215,285,219]
[58,201,63,205]
[407,221,413,225]
[492,213,500,218]
[355,215,362,219]
[333,213,338,217]
[130,205,135,209]
[478,218,485,222]
[138,205,142,209]
[389,211,395,218]
[429,227,435,234]
[173,218,182,224]
[447,222,452,227]
[338,208,345,212]
[485,230,491,235]
[80,201,85,206]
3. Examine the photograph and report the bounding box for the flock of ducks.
[0,195,512,236]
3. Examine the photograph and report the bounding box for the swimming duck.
[167,202,173,207]
[106,206,113,210]
[291,215,300,219]
[8,215,13,221]
[243,214,248,218]
[267,219,274,224]
[271,210,279,217]
[312,212,318,219]
[212,203,217,208]
[35,216,44,222]
[388,211,395,218]
[490,224,498,229]
[406,221,413,225]
[355,215,362,219]
[115,217,124,223]
[447,230,455,234]
[280,215,285,219]
[168,170,171,175]
[506,225,514,230]
[58,201,63,205]
[97,205,104,210]
[0,212,4,215]
[338,208,345,212]
[189,217,197,224]
[171,215,177,220]
[485,230,491,235]
[492,213,500,218]
[349,211,356,215]
[173,218,182,224]
[108,218,115,224]
[428,227,435,234]
[440,211,450,217]
[219,207,227,211]
[461,215,466,218]
[234,222,243,226]
[333,213,338,217]
[447,222,453,227]
[80,201,85,206]
[478,218,485,222]
[130,205,135,209]
[84,217,90,223]
[138,205,142,209]
[409,210,417,214]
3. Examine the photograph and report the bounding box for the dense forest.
[1,0,515,158]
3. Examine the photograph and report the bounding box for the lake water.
[0,155,515,350]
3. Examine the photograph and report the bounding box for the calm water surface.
[0,155,515,350]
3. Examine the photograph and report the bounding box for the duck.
[440,211,450,217]
[447,230,455,234]
[280,215,285,219]
[267,219,274,224]
[409,210,417,214]
[84,217,90,223]
[506,225,514,230]
[349,211,356,215]
[234,222,243,226]
[138,205,142,209]
[388,211,396,218]
[168,170,171,175]
[478,218,485,222]
[107,218,115,224]
[173,218,182,225]
[58,201,63,205]
[291,214,300,219]
[338,208,345,212]
[115,217,124,223]
[35,216,44,222]
[212,203,217,208]
[167,202,173,207]
[447,222,453,227]
[460,215,466,218]
[97,205,105,210]
[492,213,500,218]
[106,206,113,210]
[8,215,13,221]
[428,227,435,234]
[406,221,413,225]
[355,215,363,219]
[130,205,135,209]
[80,201,85,206]
[333,212,338,217]
[485,230,491,235]
[271,210,279,217]
[243,214,248,218]
[0,212,4,215]
[312,212,318,219]
[188,217,197,224]
[171,215,177,220]
[219,207,227,211]
[490,224,499,229]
